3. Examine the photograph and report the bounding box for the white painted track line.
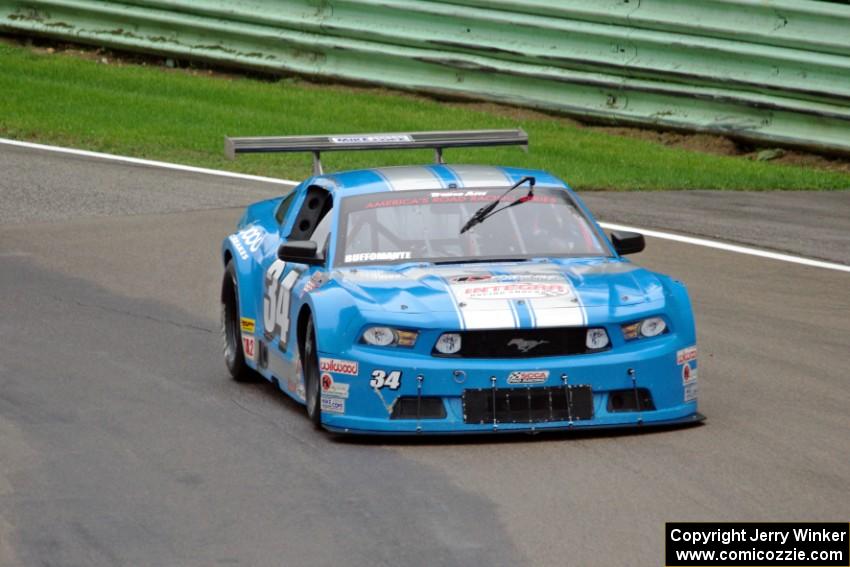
[0,138,297,187]
[600,222,850,274]
[3,137,848,273]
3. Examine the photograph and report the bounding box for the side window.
[275,190,296,225]
[310,204,333,259]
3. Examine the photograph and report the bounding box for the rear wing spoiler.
[224,129,528,174]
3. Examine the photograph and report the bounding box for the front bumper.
[318,334,701,435]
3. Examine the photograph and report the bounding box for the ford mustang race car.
[221,130,703,434]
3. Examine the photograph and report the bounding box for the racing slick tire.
[222,260,258,383]
[303,317,322,428]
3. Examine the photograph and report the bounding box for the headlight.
[585,328,610,350]
[435,333,462,354]
[621,317,667,340]
[361,326,417,347]
[639,317,666,337]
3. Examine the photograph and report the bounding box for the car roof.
[307,164,569,197]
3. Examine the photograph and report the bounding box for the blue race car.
[221,130,703,434]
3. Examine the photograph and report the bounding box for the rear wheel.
[303,318,322,427]
[222,260,257,383]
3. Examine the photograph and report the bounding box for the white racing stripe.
[447,164,512,188]
[442,271,517,330]
[517,268,586,328]
[373,166,444,190]
[599,222,850,274]
[440,267,587,329]
[4,137,847,274]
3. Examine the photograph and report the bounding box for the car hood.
[330,260,666,327]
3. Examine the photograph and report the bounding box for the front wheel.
[222,260,257,383]
[303,318,322,427]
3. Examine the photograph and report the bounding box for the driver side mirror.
[610,231,645,256]
[278,240,323,265]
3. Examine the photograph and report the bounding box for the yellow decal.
[240,317,256,334]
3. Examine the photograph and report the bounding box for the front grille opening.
[463,385,594,424]
[433,327,607,358]
[390,397,447,420]
[607,388,655,412]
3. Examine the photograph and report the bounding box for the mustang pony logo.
[507,338,549,353]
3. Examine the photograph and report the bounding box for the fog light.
[586,328,609,350]
[435,333,462,354]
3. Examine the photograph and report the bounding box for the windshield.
[336,187,609,266]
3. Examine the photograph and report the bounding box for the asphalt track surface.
[1,145,848,567]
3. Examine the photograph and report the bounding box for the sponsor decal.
[682,361,698,402]
[450,273,562,284]
[369,369,401,390]
[320,373,350,399]
[320,358,359,376]
[508,338,549,353]
[330,134,413,144]
[359,191,556,210]
[463,282,569,299]
[344,251,412,263]
[240,317,255,334]
[301,272,327,297]
[228,234,249,260]
[450,274,493,283]
[676,345,698,365]
[242,336,256,362]
[433,194,556,205]
[365,197,428,209]
[430,191,486,198]
[684,382,698,403]
[321,396,346,414]
[339,270,405,282]
[237,226,265,253]
[507,370,549,385]
[682,361,698,384]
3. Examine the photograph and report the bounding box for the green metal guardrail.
[3,0,850,153]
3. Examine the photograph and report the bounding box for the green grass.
[1,42,849,190]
